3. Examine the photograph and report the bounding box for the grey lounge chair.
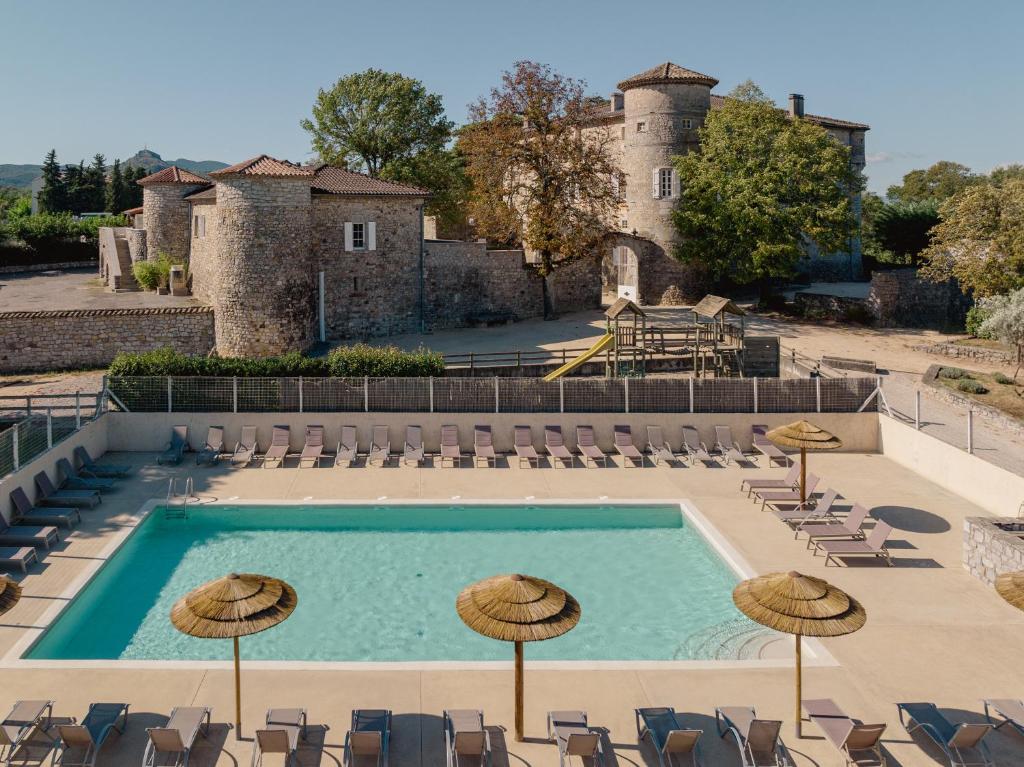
[143,706,211,767]
[231,426,259,467]
[646,426,678,466]
[474,425,496,467]
[195,427,224,466]
[0,700,53,765]
[368,426,391,467]
[9,487,80,528]
[803,699,886,767]
[404,426,424,466]
[741,462,801,497]
[802,503,871,547]
[757,474,820,511]
[74,446,130,478]
[0,547,37,573]
[544,426,573,468]
[443,709,490,767]
[299,425,324,468]
[681,426,717,466]
[336,426,359,467]
[548,710,603,767]
[898,702,994,767]
[635,707,702,767]
[614,425,644,467]
[817,521,894,566]
[252,708,306,767]
[0,519,58,551]
[984,698,1024,737]
[262,426,290,469]
[54,703,129,767]
[576,426,607,468]
[715,426,752,466]
[440,425,462,468]
[35,471,100,508]
[343,709,391,767]
[158,425,189,466]
[56,458,116,492]
[772,488,841,531]
[514,426,539,468]
[752,425,789,467]
[716,707,791,767]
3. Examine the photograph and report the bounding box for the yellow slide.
[543,333,615,381]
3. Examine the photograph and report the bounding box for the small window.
[681,118,693,129]
[352,222,365,250]
[620,218,629,229]
[352,277,361,293]
[636,121,647,133]
[193,216,199,237]
[659,168,673,199]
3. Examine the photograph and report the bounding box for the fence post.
[753,378,758,414]
[494,377,500,414]
[167,377,173,413]
[233,377,238,414]
[75,391,82,429]
[429,377,434,413]
[46,408,53,449]
[967,409,974,455]
[298,376,304,413]
[364,377,369,412]
[914,390,920,430]
[624,377,630,414]
[815,377,821,413]
[12,428,18,471]
[689,377,694,414]
[559,378,565,413]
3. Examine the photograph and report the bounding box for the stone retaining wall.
[0,260,96,275]
[867,268,970,330]
[963,517,1024,584]
[0,307,215,372]
[912,341,1015,366]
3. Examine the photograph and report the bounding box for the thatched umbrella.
[995,571,1024,611]
[0,576,22,617]
[171,573,296,740]
[456,573,580,742]
[733,571,865,737]
[766,420,843,504]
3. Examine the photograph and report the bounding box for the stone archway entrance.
[612,245,638,302]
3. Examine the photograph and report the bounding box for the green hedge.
[0,212,127,267]
[108,345,445,378]
[957,379,989,395]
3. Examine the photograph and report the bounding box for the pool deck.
[1,452,1021,766]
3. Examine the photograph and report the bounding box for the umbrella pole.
[234,636,242,740]
[795,633,803,738]
[800,447,807,505]
[514,640,524,742]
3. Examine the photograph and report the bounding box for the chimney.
[788,93,805,118]
[611,92,624,112]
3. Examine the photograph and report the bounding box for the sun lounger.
[772,488,841,531]
[262,426,290,469]
[343,709,391,767]
[576,426,607,468]
[635,707,702,767]
[9,487,80,529]
[716,707,791,767]
[35,471,100,508]
[368,426,391,467]
[646,426,678,466]
[474,425,496,468]
[803,699,886,767]
[898,702,994,767]
[158,425,189,466]
[143,706,211,767]
[56,458,116,492]
[0,547,37,573]
[984,699,1024,737]
[231,426,259,467]
[715,426,752,466]
[299,425,324,468]
[404,426,424,466]
[544,426,573,468]
[0,700,53,765]
[681,426,717,467]
[335,426,359,467]
[74,446,130,478]
[752,425,789,467]
[0,519,58,551]
[548,710,604,767]
[443,709,490,767]
[757,474,820,511]
[440,425,463,468]
[614,425,644,468]
[195,427,224,466]
[253,708,306,767]
[741,462,801,497]
[54,702,129,767]
[802,503,871,547]
[514,425,539,468]
[816,521,894,566]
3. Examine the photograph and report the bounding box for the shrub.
[326,344,444,377]
[938,367,970,380]
[966,305,993,338]
[957,379,989,394]
[994,372,1015,385]
[131,252,184,291]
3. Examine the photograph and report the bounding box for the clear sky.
[2,0,1021,194]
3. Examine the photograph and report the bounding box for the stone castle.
[100,62,867,358]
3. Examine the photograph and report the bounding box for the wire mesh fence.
[0,414,86,479]
[106,376,881,415]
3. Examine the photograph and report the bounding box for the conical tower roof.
[617,62,718,91]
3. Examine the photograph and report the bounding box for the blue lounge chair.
[74,447,130,478]
[635,707,702,766]
[158,426,189,466]
[898,702,994,767]
[34,471,100,508]
[54,702,129,767]
[57,458,116,492]
[9,487,81,529]
[343,709,391,767]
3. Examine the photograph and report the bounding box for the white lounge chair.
[576,426,607,468]
[716,707,791,767]
[474,425,496,467]
[195,427,224,466]
[299,425,324,468]
[143,706,211,767]
[646,426,678,466]
[404,426,424,466]
[368,426,391,467]
[439,425,462,468]
[548,710,604,767]
[262,426,290,469]
[443,709,490,767]
[614,425,644,468]
[752,425,789,467]
[514,425,539,468]
[715,426,752,466]
[252,708,306,767]
[544,426,573,468]
[681,426,717,467]
[232,426,258,466]
[336,426,358,467]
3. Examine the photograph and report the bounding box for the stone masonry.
[141,182,205,261]
[963,517,1024,585]
[867,268,970,331]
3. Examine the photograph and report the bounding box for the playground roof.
[692,295,746,319]
[604,297,646,319]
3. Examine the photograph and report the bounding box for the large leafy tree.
[864,199,941,266]
[979,287,1024,381]
[460,60,620,315]
[671,81,863,285]
[887,160,978,204]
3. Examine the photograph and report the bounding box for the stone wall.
[547,253,602,314]
[142,183,204,261]
[867,268,970,330]
[0,307,215,372]
[603,232,707,304]
[187,198,218,304]
[126,228,147,263]
[963,517,1024,585]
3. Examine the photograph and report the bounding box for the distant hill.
[0,150,229,189]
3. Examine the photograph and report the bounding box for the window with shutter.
[352,222,365,250]
[344,222,353,252]
[671,169,681,199]
[658,168,673,199]
[367,221,376,251]
[652,168,661,199]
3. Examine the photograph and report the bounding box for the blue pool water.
[28,504,758,662]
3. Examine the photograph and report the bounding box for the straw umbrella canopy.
[0,576,22,617]
[733,571,865,737]
[995,571,1024,611]
[456,573,580,742]
[171,573,296,740]
[766,420,843,504]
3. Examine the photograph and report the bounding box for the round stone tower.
[138,166,209,261]
[208,156,317,357]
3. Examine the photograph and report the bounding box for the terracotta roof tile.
[137,166,210,185]
[209,154,315,178]
[122,206,143,215]
[618,62,718,91]
[310,165,427,196]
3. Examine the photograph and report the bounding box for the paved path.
[0,267,204,311]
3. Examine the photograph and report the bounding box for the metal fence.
[106,376,880,415]
[0,392,105,479]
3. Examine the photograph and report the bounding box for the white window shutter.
[344,222,353,252]
[367,221,376,251]
[652,168,661,199]
[671,169,681,198]
[200,216,206,237]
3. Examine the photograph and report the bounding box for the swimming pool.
[27,502,769,662]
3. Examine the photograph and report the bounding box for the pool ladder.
[165,477,193,519]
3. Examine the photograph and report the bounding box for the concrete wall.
[0,307,216,373]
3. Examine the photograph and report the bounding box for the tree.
[37,149,66,213]
[887,161,978,204]
[0,187,31,221]
[123,165,145,209]
[979,287,1024,381]
[106,159,129,213]
[85,154,106,212]
[989,164,1024,186]
[919,180,1024,297]
[864,200,940,266]
[460,60,621,315]
[671,82,863,286]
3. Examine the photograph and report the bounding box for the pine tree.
[38,149,67,213]
[64,161,87,214]
[125,165,145,208]
[86,154,106,211]
[106,159,126,213]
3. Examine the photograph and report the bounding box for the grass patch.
[938,367,971,380]
[957,379,989,394]
[994,372,1016,385]
[933,367,1024,423]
